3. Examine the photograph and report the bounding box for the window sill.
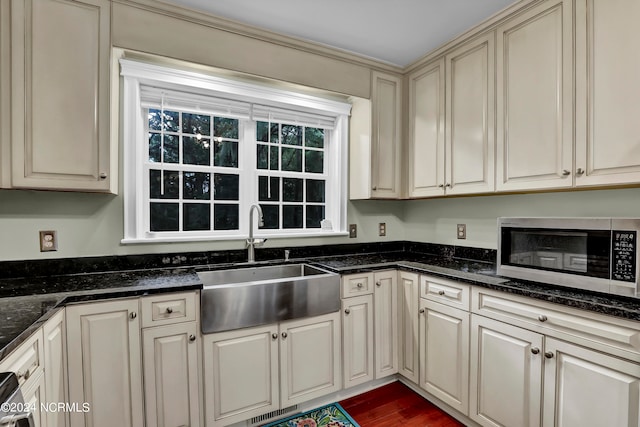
[121,230,349,245]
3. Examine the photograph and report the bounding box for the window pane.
[259,176,280,201]
[214,204,239,230]
[257,145,279,170]
[214,141,238,168]
[183,137,210,166]
[183,172,211,200]
[306,179,325,202]
[306,205,325,228]
[214,117,239,139]
[182,113,211,136]
[184,203,211,231]
[281,148,302,172]
[283,205,303,229]
[214,173,239,200]
[260,204,279,229]
[148,109,179,132]
[149,133,179,163]
[150,203,179,231]
[283,178,303,202]
[149,170,179,199]
[282,125,302,146]
[305,150,323,173]
[257,121,279,143]
[305,127,324,148]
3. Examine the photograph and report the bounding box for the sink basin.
[199,263,340,333]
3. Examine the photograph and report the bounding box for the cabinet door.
[66,300,143,427]
[280,312,341,407]
[575,0,640,186]
[0,0,9,188]
[143,322,200,427]
[373,271,398,379]
[371,71,402,198]
[446,32,495,195]
[420,300,470,415]
[408,59,445,198]
[342,295,374,388]
[496,0,573,191]
[470,315,543,427]
[43,309,67,427]
[543,338,640,427]
[10,0,113,192]
[203,325,279,427]
[22,372,45,427]
[398,271,420,383]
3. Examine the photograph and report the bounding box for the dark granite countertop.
[1,246,639,362]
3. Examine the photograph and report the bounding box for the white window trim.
[120,59,350,244]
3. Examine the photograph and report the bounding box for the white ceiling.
[161,0,520,67]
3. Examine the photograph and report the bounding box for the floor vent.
[249,405,298,426]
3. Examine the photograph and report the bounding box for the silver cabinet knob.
[129,312,137,320]
[445,183,451,188]
[531,347,540,355]
[376,282,381,287]
[344,308,351,315]
[419,308,425,314]
[357,282,363,288]
[166,307,173,314]
[562,170,570,176]
[281,332,288,339]
[576,168,585,176]
[189,334,196,342]
[438,184,444,188]
[372,186,377,191]
[538,314,548,322]
[438,290,445,296]
[272,333,278,340]
[545,351,554,359]
[17,370,30,380]
[99,172,107,180]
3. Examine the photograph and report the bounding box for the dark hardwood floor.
[340,381,466,427]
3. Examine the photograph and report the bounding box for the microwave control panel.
[612,230,637,282]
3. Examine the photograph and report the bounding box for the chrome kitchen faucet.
[247,204,267,262]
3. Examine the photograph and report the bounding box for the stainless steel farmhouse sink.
[199,263,340,333]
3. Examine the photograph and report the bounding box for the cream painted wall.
[403,187,640,250]
[0,189,404,261]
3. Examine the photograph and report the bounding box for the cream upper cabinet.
[408,58,445,198]
[575,0,640,186]
[349,71,402,199]
[445,32,495,196]
[10,0,115,193]
[0,1,10,188]
[496,0,574,192]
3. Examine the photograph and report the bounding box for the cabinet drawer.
[0,327,44,389]
[341,273,374,298]
[420,275,470,310]
[472,288,640,357]
[141,291,197,328]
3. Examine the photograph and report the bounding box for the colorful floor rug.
[262,403,360,427]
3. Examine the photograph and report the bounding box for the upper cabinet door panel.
[408,59,445,198]
[446,32,495,195]
[496,0,573,192]
[11,0,113,192]
[371,71,402,198]
[575,0,640,186]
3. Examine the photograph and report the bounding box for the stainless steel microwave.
[498,218,640,299]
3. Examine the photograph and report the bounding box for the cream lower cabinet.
[470,315,543,427]
[373,271,398,379]
[419,299,470,416]
[43,309,68,427]
[66,299,144,427]
[543,338,640,427]
[398,271,419,383]
[22,371,46,427]
[203,312,341,427]
[342,295,374,388]
[142,322,200,427]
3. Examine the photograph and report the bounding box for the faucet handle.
[254,238,268,248]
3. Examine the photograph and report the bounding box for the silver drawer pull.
[538,314,548,322]
[129,312,137,320]
[419,308,425,314]
[545,351,554,359]
[17,369,31,381]
[189,334,196,342]
[272,333,278,340]
[531,347,540,355]
[344,308,351,315]
[376,282,381,287]
[166,307,174,314]
[438,290,445,296]
[356,282,363,288]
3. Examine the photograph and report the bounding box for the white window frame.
[120,59,350,243]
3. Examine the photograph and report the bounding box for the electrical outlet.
[39,230,58,252]
[379,222,386,236]
[457,224,466,240]
[349,224,357,238]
